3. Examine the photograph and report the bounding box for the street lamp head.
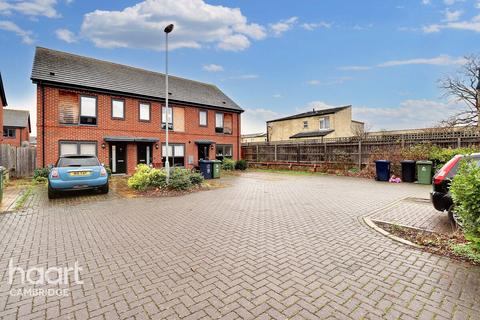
[164,24,174,34]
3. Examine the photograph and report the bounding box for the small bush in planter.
[169,169,193,190]
[235,159,248,171]
[189,171,204,185]
[222,158,236,171]
[127,164,151,190]
[149,168,167,188]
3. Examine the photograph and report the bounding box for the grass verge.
[14,186,33,211]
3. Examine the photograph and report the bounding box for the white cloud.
[242,108,284,134]
[302,21,331,31]
[55,28,76,43]
[444,9,462,22]
[0,0,59,18]
[269,16,298,37]
[443,0,464,5]
[353,99,464,130]
[422,0,431,5]
[424,13,480,33]
[273,94,282,98]
[0,20,34,44]
[202,64,223,72]
[377,55,466,67]
[229,74,259,80]
[307,77,352,86]
[80,0,266,52]
[340,55,466,71]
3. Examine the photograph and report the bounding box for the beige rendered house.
[267,105,364,142]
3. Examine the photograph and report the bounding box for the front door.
[110,143,127,174]
[198,144,210,161]
[137,143,153,165]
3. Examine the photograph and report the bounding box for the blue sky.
[0,0,478,135]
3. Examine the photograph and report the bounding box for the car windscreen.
[57,157,100,167]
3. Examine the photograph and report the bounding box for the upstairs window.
[139,102,150,121]
[303,121,308,129]
[80,96,97,125]
[199,110,208,126]
[319,116,330,130]
[215,113,224,133]
[111,99,125,119]
[162,106,173,130]
[3,128,15,138]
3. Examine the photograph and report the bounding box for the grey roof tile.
[268,106,350,123]
[4,109,30,129]
[289,130,334,139]
[31,47,243,112]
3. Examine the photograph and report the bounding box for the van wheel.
[448,205,462,229]
[48,185,57,199]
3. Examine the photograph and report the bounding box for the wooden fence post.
[358,140,362,169]
[256,145,259,162]
[274,144,277,162]
[297,144,300,163]
[457,137,461,148]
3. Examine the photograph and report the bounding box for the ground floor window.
[59,141,97,156]
[162,143,185,167]
[3,127,16,138]
[216,144,233,161]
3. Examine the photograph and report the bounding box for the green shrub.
[169,169,192,190]
[429,146,477,168]
[400,144,433,160]
[451,243,480,264]
[450,160,480,252]
[148,168,167,188]
[235,159,248,171]
[127,164,152,190]
[33,167,50,179]
[222,158,236,171]
[33,176,48,185]
[189,171,204,185]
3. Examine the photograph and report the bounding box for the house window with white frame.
[319,116,330,130]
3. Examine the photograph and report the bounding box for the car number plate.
[70,171,90,176]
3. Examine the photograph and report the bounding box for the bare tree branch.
[439,54,480,129]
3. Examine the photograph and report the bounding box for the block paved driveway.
[0,172,479,319]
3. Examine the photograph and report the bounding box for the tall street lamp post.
[164,23,174,183]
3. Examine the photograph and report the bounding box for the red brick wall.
[37,85,242,174]
[0,98,3,144]
[2,127,29,147]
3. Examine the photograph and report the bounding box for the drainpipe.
[237,113,241,160]
[41,82,45,167]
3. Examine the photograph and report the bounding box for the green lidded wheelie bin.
[416,160,433,184]
[212,160,221,179]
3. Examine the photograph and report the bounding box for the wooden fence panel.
[242,130,480,167]
[0,144,36,178]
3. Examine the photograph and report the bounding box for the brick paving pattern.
[370,197,456,234]
[0,172,479,319]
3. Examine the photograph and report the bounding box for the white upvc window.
[112,99,125,119]
[162,106,173,129]
[199,110,208,126]
[80,96,97,125]
[139,103,150,121]
[319,116,330,130]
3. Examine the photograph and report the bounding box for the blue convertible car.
[48,155,109,199]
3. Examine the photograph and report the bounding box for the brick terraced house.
[31,47,243,174]
[2,109,31,147]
